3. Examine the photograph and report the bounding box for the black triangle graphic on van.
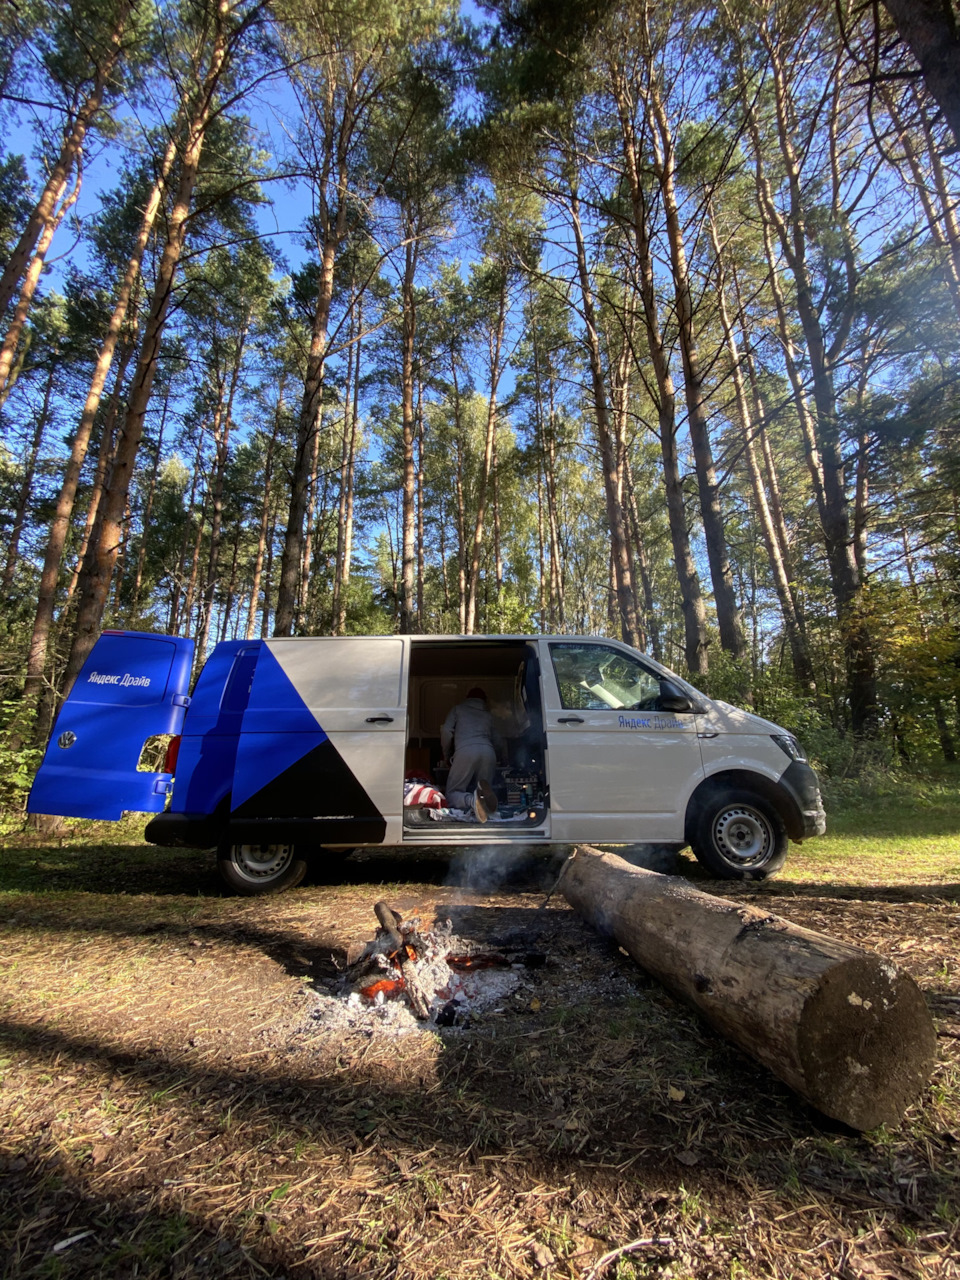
[231,738,383,822]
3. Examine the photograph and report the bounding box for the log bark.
[561,848,937,1131]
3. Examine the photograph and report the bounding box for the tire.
[217,841,309,895]
[691,789,788,881]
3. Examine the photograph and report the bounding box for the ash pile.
[308,899,550,1036]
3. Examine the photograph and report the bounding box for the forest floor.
[1,780,959,1280]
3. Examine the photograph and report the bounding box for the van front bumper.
[780,760,827,838]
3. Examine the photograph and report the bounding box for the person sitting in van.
[440,687,503,822]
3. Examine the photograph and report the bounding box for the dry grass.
[1,818,958,1280]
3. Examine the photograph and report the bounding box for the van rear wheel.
[217,841,308,895]
[691,789,788,881]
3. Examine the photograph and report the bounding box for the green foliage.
[0,702,42,814]
[34,0,156,112]
[0,155,32,258]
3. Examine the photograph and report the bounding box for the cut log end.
[562,847,938,1130]
[797,957,938,1130]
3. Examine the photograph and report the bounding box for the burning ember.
[311,899,548,1034]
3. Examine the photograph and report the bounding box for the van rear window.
[78,635,180,706]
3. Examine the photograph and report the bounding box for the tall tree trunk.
[2,361,56,592]
[131,395,169,616]
[246,431,275,641]
[622,451,662,661]
[273,56,367,635]
[64,343,134,606]
[767,28,876,731]
[298,397,324,629]
[182,489,208,644]
[220,526,241,642]
[275,124,350,639]
[740,23,877,731]
[879,0,960,150]
[0,0,133,317]
[415,380,426,627]
[275,247,333,635]
[341,319,361,630]
[710,214,815,693]
[734,277,795,579]
[916,83,960,305]
[112,494,133,612]
[465,272,508,635]
[492,429,503,596]
[640,37,745,661]
[568,185,641,650]
[530,314,564,630]
[878,82,960,326]
[608,59,708,673]
[332,300,359,635]
[535,463,547,627]
[0,169,82,395]
[60,0,239,700]
[196,393,229,661]
[23,132,173,706]
[167,431,205,633]
[605,291,647,652]
[454,419,467,631]
[261,503,275,639]
[399,233,418,633]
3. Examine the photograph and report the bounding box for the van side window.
[549,644,661,711]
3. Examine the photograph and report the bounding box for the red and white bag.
[403,775,445,809]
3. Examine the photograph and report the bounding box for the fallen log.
[561,847,937,1130]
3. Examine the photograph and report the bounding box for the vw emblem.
[58,731,77,749]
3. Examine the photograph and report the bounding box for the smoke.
[615,844,682,875]
[445,845,543,893]
[444,844,679,894]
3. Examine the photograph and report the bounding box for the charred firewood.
[446,952,510,972]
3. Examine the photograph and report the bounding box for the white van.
[29,631,826,893]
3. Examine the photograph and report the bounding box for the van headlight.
[771,734,807,763]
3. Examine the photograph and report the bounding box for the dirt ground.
[0,840,958,1280]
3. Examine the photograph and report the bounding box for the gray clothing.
[446,742,497,811]
[441,697,504,810]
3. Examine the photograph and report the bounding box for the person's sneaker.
[477,780,499,816]
[473,789,489,823]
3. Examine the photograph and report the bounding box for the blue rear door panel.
[28,631,195,820]
[169,640,260,816]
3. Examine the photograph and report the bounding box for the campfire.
[321,899,547,1031]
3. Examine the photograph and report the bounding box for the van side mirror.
[658,693,694,713]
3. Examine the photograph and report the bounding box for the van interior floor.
[403,805,548,833]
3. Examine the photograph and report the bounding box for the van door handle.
[365,715,394,724]
[557,715,584,724]
[698,731,719,739]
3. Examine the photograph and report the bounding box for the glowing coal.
[308,900,549,1035]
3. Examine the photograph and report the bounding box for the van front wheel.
[691,790,788,881]
[217,842,308,895]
